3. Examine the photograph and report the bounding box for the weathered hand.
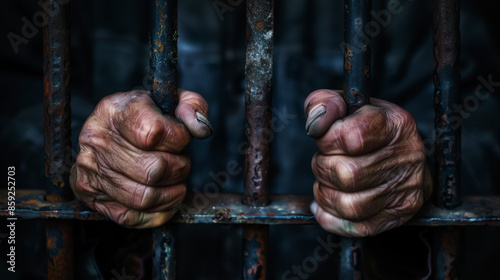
[70,89,212,228]
[305,89,431,237]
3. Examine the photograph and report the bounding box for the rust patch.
[47,236,57,249]
[213,208,232,223]
[155,39,164,53]
[344,59,352,72]
[255,21,264,31]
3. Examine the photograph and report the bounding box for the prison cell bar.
[149,0,179,279]
[343,0,372,114]
[243,0,274,279]
[3,191,500,225]
[342,1,372,278]
[432,0,461,279]
[43,0,74,279]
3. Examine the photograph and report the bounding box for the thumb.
[175,89,213,139]
[304,89,347,138]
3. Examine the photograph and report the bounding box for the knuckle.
[144,155,170,185]
[168,155,191,183]
[395,108,416,131]
[332,159,357,190]
[133,185,159,211]
[316,183,337,206]
[343,126,365,154]
[138,117,164,150]
[338,194,364,221]
[95,94,120,117]
[75,152,93,169]
[313,155,358,191]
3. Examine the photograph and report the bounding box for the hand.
[70,89,212,228]
[305,89,431,237]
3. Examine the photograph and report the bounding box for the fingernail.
[305,105,326,135]
[310,201,319,216]
[196,111,213,133]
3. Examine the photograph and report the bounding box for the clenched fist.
[70,90,212,228]
[305,90,432,237]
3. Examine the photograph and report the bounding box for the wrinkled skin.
[70,90,212,228]
[305,89,432,237]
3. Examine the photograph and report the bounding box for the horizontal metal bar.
[2,190,500,226]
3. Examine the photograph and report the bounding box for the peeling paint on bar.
[342,1,372,278]
[43,0,73,203]
[46,220,74,280]
[243,1,274,279]
[432,1,461,279]
[150,0,178,115]
[153,225,178,280]
[343,0,372,114]
[243,225,268,280]
[43,1,74,279]
[149,1,179,279]
[244,0,274,207]
[433,0,461,210]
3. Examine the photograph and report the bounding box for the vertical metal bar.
[153,225,178,279]
[244,0,274,207]
[150,0,179,116]
[343,0,372,114]
[43,0,74,279]
[150,0,178,279]
[243,225,269,280]
[340,1,372,279]
[243,1,273,279]
[432,1,461,279]
[433,228,459,280]
[433,0,461,210]
[338,238,363,280]
[43,0,72,202]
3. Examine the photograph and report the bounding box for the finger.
[312,148,425,193]
[94,141,190,186]
[304,89,347,138]
[315,102,395,156]
[109,90,191,153]
[312,151,395,192]
[313,181,391,222]
[93,200,178,228]
[311,201,406,237]
[175,89,213,139]
[96,171,186,212]
[79,120,191,186]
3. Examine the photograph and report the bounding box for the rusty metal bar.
[432,1,461,279]
[433,228,460,280]
[43,0,74,279]
[244,0,274,207]
[150,0,178,115]
[343,0,372,114]
[153,225,178,279]
[3,192,500,226]
[243,225,268,279]
[340,1,373,278]
[243,1,274,279]
[150,0,179,279]
[433,0,461,209]
[43,0,72,202]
